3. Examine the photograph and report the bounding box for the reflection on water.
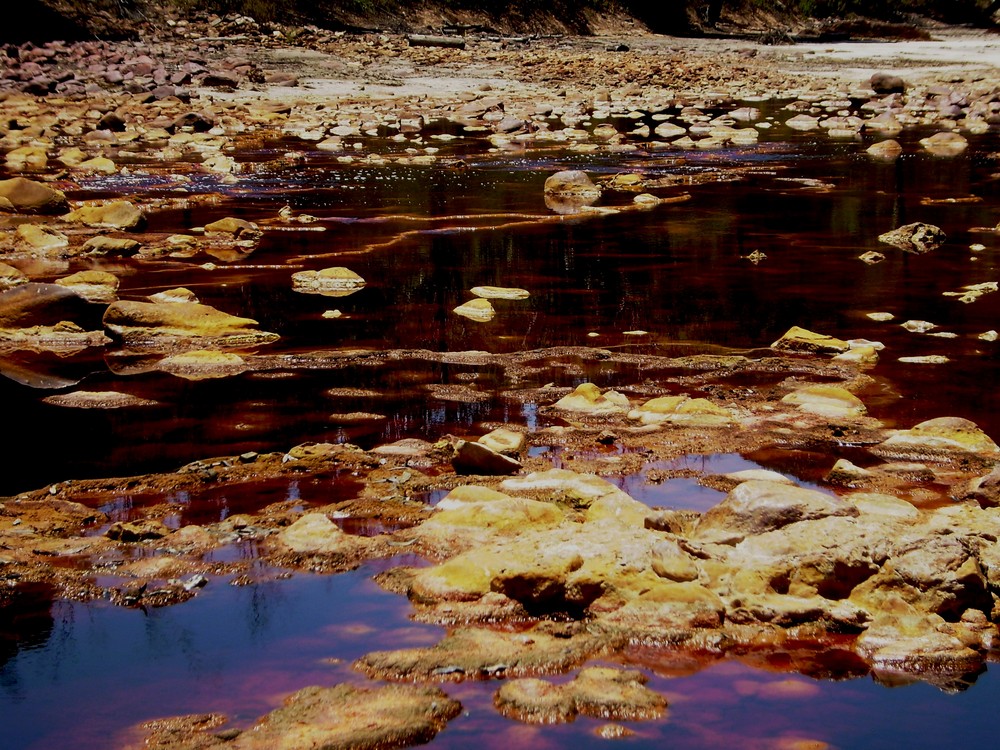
[3,562,998,750]
[0,560,439,750]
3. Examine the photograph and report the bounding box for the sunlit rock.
[103,300,279,348]
[135,683,461,750]
[650,538,701,582]
[16,224,69,254]
[56,270,119,303]
[63,200,145,231]
[877,417,1000,458]
[356,624,601,681]
[81,236,141,257]
[274,513,358,556]
[292,267,366,297]
[866,139,902,159]
[4,145,48,171]
[470,285,529,300]
[879,222,946,253]
[898,355,949,364]
[825,459,873,486]
[919,131,968,155]
[780,384,867,419]
[452,439,522,475]
[76,156,117,174]
[901,319,936,333]
[693,480,859,545]
[495,667,666,724]
[0,177,68,214]
[426,485,563,534]
[453,298,495,321]
[855,597,985,680]
[149,287,200,304]
[553,382,629,415]
[203,216,260,238]
[785,114,820,130]
[501,468,632,508]
[158,349,249,380]
[628,395,735,426]
[834,345,879,365]
[0,262,28,289]
[41,390,159,408]
[477,427,525,455]
[543,169,601,214]
[770,326,850,354]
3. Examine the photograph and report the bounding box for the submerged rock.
[543,170,602,214]
[157,350,249,380]
[878,222,946,254]
[292,267,366,296]
[42,390,159,408]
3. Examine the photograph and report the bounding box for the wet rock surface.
[132,683,462,750]
[4,11,1000,750]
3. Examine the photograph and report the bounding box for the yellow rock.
[553,382,629,414]
[76,156,117,174]
[881,417,1000,455]
[453,297,495,321]
[292,267,366,297]
[477,427,525,455]
[470,285,530,300]
[771,326,850,354]
[781,384,867,419]
[585,494,649,527]
[628,395,734,426]
[63,201,144,230]
[834,345,879,365]
[16,224,68,252]
[275,513,353,555]
[427,494,564,532]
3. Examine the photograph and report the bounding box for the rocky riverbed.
[4,10,1000,750]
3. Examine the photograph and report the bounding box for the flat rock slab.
[134,683,461,750]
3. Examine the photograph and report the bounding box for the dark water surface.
[3,101,1000,747]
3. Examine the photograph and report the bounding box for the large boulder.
[693,480,859,544]
[0,177,68,213]
[877,417,1000,459]
[102,300,279,347]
